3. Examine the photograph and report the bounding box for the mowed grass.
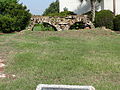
[0,29,120,90]
[33,24,56,31]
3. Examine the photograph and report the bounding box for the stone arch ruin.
[28,15,94,31]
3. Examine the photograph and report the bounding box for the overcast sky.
[19,0,56,15]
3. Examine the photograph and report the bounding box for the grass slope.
[0,29,120,90]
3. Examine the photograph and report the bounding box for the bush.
[0,15,16,33]
[113,15,120,31]
[47,11,76,17]
[0,1,31,33]
[95,10,114,29]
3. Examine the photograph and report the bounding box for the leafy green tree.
[43,0,59,16]
[0,0,31,33]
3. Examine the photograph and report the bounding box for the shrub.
[47,11,76,17]
[0,1,31,33]
[0,15,16,33]
[95,10,114,29]
[113,15,120,31]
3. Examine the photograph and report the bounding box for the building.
[59,0,120,15]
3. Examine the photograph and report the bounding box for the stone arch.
[32,22,57,31]
[28,15,94,31]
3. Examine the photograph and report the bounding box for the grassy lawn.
[33,24,56,31]
[0,29,120,90]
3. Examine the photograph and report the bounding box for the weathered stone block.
[36,84,95,90]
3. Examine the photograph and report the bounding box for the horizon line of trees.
[43,0,59,16]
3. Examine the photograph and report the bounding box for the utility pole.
[113,0,116,15]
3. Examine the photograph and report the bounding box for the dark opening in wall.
[33,22,57,31]
[69,22,85,30]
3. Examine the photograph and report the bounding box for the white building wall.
[59,0,81,12]
[59,0,102,14]
[59,0,120,15]
[103,0,120,15]
[116,0,120,15]
[103,0,113,12]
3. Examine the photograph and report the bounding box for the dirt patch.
[0,33,4,35]
[0,59,5,77]
[0,58,16,78]
[115,31,120,34]
[0,67,4,72]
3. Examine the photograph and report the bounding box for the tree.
[80,0,102,22]
[43,0,59,16]
[0,0,31,33]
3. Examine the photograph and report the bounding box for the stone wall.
[28,15,94,31]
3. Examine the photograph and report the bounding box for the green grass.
[33,24,56,31]
[0,29,120,90]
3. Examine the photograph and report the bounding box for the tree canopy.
[0,0,31,33]
[43,0,59,16]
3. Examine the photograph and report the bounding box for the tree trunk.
[91,1,96,22]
